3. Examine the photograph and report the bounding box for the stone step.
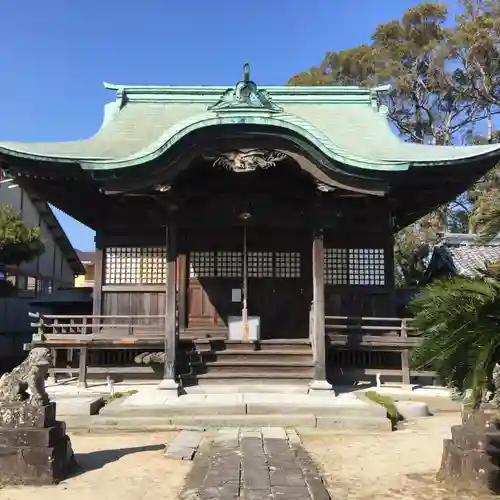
[196,366,314,377]
[62,413,392,432]
[191,339,312,353]
[184,372,313,385]
[193,350,313,363]
[184,383,310,394]
[204,360,313,368]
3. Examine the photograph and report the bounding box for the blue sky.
[0,0,459,251]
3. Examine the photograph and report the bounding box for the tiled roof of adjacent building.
[446,245,500,277]
[76,251,96,265]
[424,233,500,281]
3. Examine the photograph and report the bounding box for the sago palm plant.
[409,264,500,408]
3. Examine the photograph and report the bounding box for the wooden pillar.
[92,247,103,316]
[177,253,187,332]
[77,316,89,389]
[309,227,334,395]
[158,219,179,393]
[78,347,88,389]
[77,246,102,390]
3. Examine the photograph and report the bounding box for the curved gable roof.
[0,70,499,173]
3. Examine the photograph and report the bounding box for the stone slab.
[53,396,104,416]
[394,400,430,419]
[246,400,386,417]
[180,426,331,500]
[261,426,288,440]
[213,428,240,447]
[286,429,302,447]
[241,429,262,439]
[187,383,309,394]
[165,430,204,460]
[103,403,247,416]
[169,414,317,428]
[117,390,170,406]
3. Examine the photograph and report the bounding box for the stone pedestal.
[0,402,77,485]
[437,405,500,493]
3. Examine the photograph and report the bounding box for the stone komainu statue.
[492,363,500,408]
[0,347,52,406]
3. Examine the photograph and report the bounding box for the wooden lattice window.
[217,251,242,278]
[275,252,301,278]
[324,248,348,285]
[247,251,273,278]
[189,251,216,278]
[105,247,167,284]
[27,276,37,291]
[349,248,385,286]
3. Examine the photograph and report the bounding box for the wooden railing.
[325,316,419,345]
[29,313,166,343]
[27,313,168,388]
[25,313,435,387]
[325,316,434,384]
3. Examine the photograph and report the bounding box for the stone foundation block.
[0,421,66,448]
[438,408,500,494]
[0,402,56,429]
[461,406,500,429]
[0,434,76,485]
[0,402,76,486]
[451,425,500,456]
[438,439,500,492]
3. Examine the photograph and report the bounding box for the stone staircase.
[180,339,314,385]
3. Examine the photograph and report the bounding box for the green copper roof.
[1,66,500,172]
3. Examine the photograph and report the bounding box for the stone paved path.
[181,427,330,500]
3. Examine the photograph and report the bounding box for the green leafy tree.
[468,131,500,242]
[409,264,500,408]
[0,204,45,296]
[288,1,500,285]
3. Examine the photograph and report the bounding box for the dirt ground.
[301,413,497,500]
[1,431,192,500]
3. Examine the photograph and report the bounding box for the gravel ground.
[1,431,192,500]
[300,413,497,500]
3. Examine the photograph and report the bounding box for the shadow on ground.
[70,444,165,477]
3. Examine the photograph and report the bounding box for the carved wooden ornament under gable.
[203,149,287,173]
[208,63,283,113]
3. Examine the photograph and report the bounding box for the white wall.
[0,182,75,288]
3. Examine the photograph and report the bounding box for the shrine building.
[5,65,500,391]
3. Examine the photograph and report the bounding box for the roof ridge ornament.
[208,63,283,113]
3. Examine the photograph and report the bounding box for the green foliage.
[409,266,500,408]
[104,388,139,404]
[364,391,404,425]
[0,204,45,267]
